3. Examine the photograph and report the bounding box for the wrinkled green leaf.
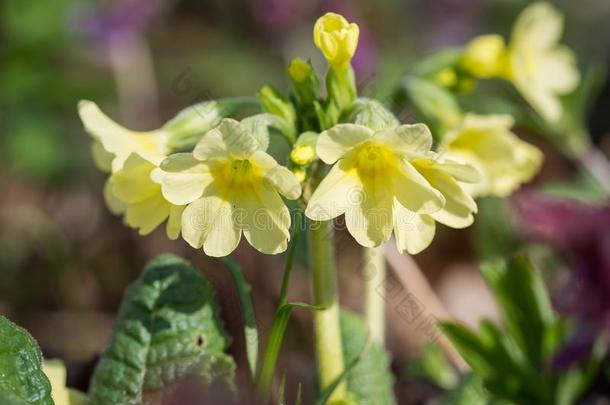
[0,316,53,405]
[341,310,395,405]
[88,254,233,404]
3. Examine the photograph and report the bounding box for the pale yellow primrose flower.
[108,152,185,238]
[460,34,508,78]
[161,119,301,257]
[78,100,183,238]
[507,2,579,122]
[305,123,477,252]
[443,114,543,198]
[394,155,479,254]
[43,360,87,405]
[78,100,169,171]
[313,12,359,71]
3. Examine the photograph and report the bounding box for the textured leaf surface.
[88,254,233,404]
[0,316,53,405]
[340,310,395,405]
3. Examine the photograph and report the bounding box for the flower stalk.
[308,219,347,402]
[364,245,386,344]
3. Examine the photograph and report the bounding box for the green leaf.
[437,373,495,405]
[473,197,522,262]
[222,256,259,380]
[438,322,495,377]
[409,344,459,390]
[88,254,234,404]
[0,316,53,405]
[480,255,555,367]
[257,302,320,398]
[402,76,462,139]
[341,310,395,405]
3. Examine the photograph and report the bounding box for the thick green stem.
[308,219,347,402]
[364,245,386,344]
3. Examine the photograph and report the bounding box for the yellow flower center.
[213,158,259,191]
[351,143,397,178]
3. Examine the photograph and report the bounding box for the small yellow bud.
[433,68,458,87]
[290,145,316,166]
[313,12,359,71]
[460,34,507,78]
[288,58,313,83]
[292,168,307,183]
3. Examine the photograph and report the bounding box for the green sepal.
[164,97,261,150]
[346,98,399,131]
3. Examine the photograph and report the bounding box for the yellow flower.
[313,12,359,71]
[394,154,479,254]
[78,100,184,238]
[43,360,87,405]
[107,152,185,238]
[443,114,543,198]
[506,2,579,122]
[161,119,301,257]
[460,34,508,78]
[78,100,169,171]
[305,123,477,251]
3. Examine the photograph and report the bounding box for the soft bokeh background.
[1,0,610,403]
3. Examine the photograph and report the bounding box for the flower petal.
[237,184,291,254]
[124,193,171,235]
[103,180,126,215]
[160,153,213,205]
[181,187,241,257]
[109,153,159,203]
[374,124,433,158]
[415,163,477,228]
[393,161,445,214]
[393,202,436,255]
[344,172,394,247]
[166,204,185,240]
[250,151,301,200]
[512,2,563,50]
[316,124,373,164]
[305,160,361,221]
[78,100,166,169]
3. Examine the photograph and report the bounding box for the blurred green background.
[1,0,610,403]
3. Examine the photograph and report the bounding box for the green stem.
[364,245,386,344]
[308,219,347,402]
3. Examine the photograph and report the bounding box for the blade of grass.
[278,210,302,307]
[256,302,321,400]
[223,256,259,380]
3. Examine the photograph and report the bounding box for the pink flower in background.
[512,191,610,329]
[77,0,170,45]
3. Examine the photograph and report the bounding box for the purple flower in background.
[77,0,169,45]
[512,191,610,329]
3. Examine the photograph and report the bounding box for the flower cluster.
[460,2,579,123]
[79,9,556,257]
